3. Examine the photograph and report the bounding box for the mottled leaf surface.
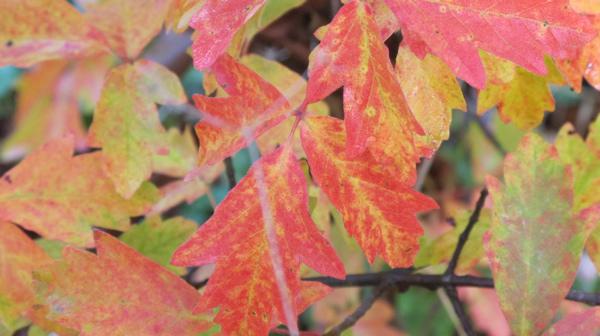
[194,54,291,166]
[0,137,157,247]
[0,0,107,67]
[543,307,600,335]
[190,0,266,69]
[301,116,438,267]
[484,134,596,335]
[384,0,594,88]
[31,231,210,336]
[88,60,186,198]
[395,45,465,155]
[172,144,343,335]
[0,222,52,333]
[305,0,424,182]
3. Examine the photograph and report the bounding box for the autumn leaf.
[543,307,600,335]
[119,216,196,275]
[190,0,266,69]
[384,0,594,88]
[88,60,187,198]
[484,134,599,335]
[172,144,344,335]
[395,44,466,156]
[0,136,158,247]
[479,54,565,130]
[78,0,172,60]
[558,16,600,92]
[555,120,600,270]
[0,222,52,334]
[571,0,600,14]
[415,209,490,274]
[30,231,211,336]
[194,54,291,166]
[0,0,107,67]
[305,0,424,182]
[152,127,198,178]
[300,116,438,268]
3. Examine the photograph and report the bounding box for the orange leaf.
[194,54,291,166]
[0,0,107,67]
[31,231,211,336]
[305,0,424,182]
[172,144,344,335]
[384,0,594,88]
[0,222,52,333]
[300,116,438,268]
[0,137,158,247]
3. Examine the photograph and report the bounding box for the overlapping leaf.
[119,216,196,275]
[31,231,210,336]
[0,222,52,334]
[484,134,599,335]
[193,54,291,166]
[543,307,600,335]
[395,44,465,155]
[301,116,438,267]
[78,0,172,60]
[305,0,424,182]
[190,0,266,69]
[88,60,187,198]
[384,0,594,88]
[172,144,344,335]
[0,0,107,67]
[0,137,157,247]
[479,54,565,129]
[558,16,600,91]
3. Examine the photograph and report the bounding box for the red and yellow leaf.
[0,137,158,247]
[305,0,424,182]
[543,307,600,335]
[88,60,187,198]
[384,0,594,88]
[194,54,291,166]
[172,144,344,335]
[0,222,52,333]
[558,16,600,91]
[0,0,107,67]
[79,0,172,60]
[190,0,266,69]
[31,231,211,336]
[479,54,565,130]
[484,134,598,335]
[395,44,466,155]
[300,116,438,268]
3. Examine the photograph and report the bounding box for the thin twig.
[445,188,489,276]
[444,286,475,336]
[323,282,394,336]
[470,111,507,156]
[302,270,600,306]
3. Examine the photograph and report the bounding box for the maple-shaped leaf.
[0,136,158,247]
[0,0,107,67]
[415,209,490,274]
[30,231,211,336]
[395,44,466,156]
[542,307,600,335]
[558,16,600,92]
[172,144,344,335]
[300,116,438,268]
[484,134,599,335]
[190,0,266,69]
[194,54,291,166]
[555,120,600,270]
[88,60,187,198]
[78,0,172,60]
[479,53,565,129]
[0,222,52,334]
[384,0,594,88]
[305,0,424,182]
[120,216,196,275]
